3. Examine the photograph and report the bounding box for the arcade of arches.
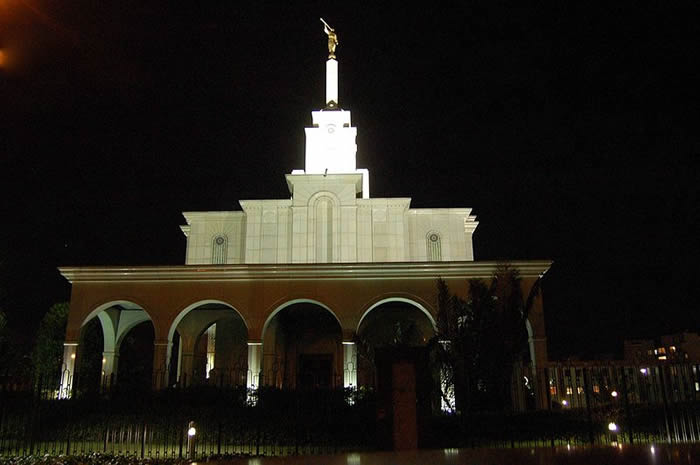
[59,261,550,407]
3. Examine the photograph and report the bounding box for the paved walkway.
[199,444,699,465]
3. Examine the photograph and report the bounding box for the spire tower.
[291,20,370,198]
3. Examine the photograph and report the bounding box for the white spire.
[326,59,338,108]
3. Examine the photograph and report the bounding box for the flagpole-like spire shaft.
[326,59,338,106]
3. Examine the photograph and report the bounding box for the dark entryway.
[375,347,435,450]
[298,354,333,389]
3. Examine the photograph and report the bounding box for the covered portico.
[59,260,550,405]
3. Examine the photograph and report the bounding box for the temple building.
[58,25,551,407]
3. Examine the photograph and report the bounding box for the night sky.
[1,2,698,360]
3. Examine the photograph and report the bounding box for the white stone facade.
[181,188,477,265]
[180,58,478,265]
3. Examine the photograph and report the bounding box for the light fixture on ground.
[187,421,196,459]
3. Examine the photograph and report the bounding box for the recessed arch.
[115,312,154,347]
[76,300,154,392]
[307,191,341,263]
[261,298,343,389]
[167,299,248,344]
[81,300,151,328]
[81,300,153,354]
[167,299,249,387]
[262,298,341,340]
[357,296,437,333]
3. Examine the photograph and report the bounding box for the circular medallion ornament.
[429,233,439,242]
[215,236,225,245]
[327,124,336,134]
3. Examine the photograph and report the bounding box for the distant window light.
[549,386,557,395]
[593,385,600,393]
[566,387,573,395]
[212,235,227,264]
[669,346,676,353]
[426,232,442,261]
[577,387,584,395]
[695,382,699,392]
[658,355,667,360]
[658,347,666,354]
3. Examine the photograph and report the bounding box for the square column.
[247,342,262,390]
[152,341,171,390]
[343,341,357,389]
[59,343,78,399]
[247,342,262,405]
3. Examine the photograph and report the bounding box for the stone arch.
[261,298,343,389]
[80,300,154,353]
[81,299,152,327]
[357,295,438,333]
[262,298,341,340]
[78,300,154,391]
[167,299,248,343]
[355,295,438,390]
[167,299,249,387]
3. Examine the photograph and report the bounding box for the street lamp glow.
[611,390,618,398]
[561,399,568,406]
[608,422,618,432]
[187,427,196,437]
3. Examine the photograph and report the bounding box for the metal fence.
[0,380,376,459]
[507,361,700,445]
[2,361,700,458]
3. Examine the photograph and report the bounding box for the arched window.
[212,235,228,264]
[315,197,333,262]
[426,231,442,261]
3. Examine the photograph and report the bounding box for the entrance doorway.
[298,354,333,389]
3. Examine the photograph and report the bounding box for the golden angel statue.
[320,18,338,59]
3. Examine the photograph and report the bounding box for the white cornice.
[59,260,552,283]
[182,211,245,224]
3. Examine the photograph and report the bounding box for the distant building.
[624,331,700,363]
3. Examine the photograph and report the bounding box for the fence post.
[659,366,672,444]
[217,421,222,455]
[621,367,634,444]
[141,421,146,458]
[583,368,595,446]
[28,378,41,456]
[178,422,184,458]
